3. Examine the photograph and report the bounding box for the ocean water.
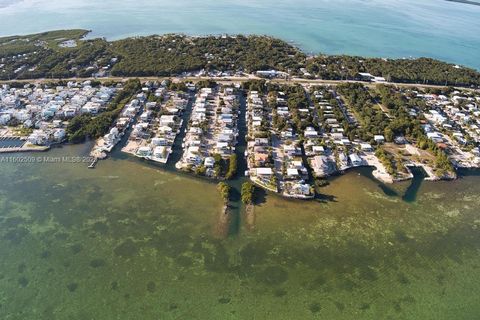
[0,0,479,69]
[1,144,480,319]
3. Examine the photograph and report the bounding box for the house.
[146,102,158,110]
[140,111,152,122]
[204,157,215,168]
[216,141,230,154]
[254,152,269,166]
[284,145,301,156]
[360,143,373,152]
[312,146,325,155]
[218,134,233,143]
[427,132,444,143]
[136,147,152,158]
[254,138,269,146]
[304,127,319,138]
[158,126,173,135]
[349,153,363,166]
[151,137,169,146]
[311,156,336,177]
[186,151,202,165]
[41,109,55,119]
[81,102,100,114]
[374,135,385,144]
[0,114,11,125]
[53,129,66,142]
[289,183,312,196]
[281,128,295,139]
[357,72,386,82]
[394,136,408,145]
[286,168,299,178]
[187,146,200,155]
[159,115,176,128]
[256,70,278,78]
[256,167,273,177]
[27,130,49,145]
[153,146,169,161]
[331,132,343,141]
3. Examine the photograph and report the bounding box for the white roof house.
[374,135,385,143]
[304,127,318,138]
[204,157,215,168]
[312,146,325,154]
[256,168,273,176]
[287,168,299,177]
[360,143,373,151]
[349,153,363,166]
[159,115,176,127]
[153,146,169,158]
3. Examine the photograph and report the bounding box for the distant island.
[1,29,479,87]
[445,0,480,7]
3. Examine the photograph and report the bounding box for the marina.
[0,137,25,148]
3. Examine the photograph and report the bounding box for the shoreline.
[445,0,480,6]
[1,28,479,72]
[1,29,480,87]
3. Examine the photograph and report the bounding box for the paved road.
[1,75,478,92]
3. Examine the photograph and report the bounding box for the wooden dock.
[88,157,98,169]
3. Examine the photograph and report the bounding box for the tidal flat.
[0,145,480,319]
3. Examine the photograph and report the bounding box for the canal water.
[402,167,428,203]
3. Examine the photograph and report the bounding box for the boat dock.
[88,157,98,169]
[0,137,26,149]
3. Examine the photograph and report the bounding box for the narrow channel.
[165,91,195,171]
[357,166,399,197]
[402,166,427,203]
[225,90,249,236]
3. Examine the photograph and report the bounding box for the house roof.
[256,168,273,175]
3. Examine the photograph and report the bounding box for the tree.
[225,154,238,180]
[241,182,255,204]
[195,165,207,176]
[217,182,231,203]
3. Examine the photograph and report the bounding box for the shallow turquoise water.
[1,145,480,319]
[0,0,479,69]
